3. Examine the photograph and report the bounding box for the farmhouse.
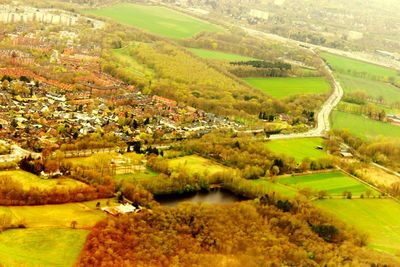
[101,203,138,216]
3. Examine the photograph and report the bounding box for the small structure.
[340,151,353,158]
[101,203,138,216]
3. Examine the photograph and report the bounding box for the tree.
[70,220,77,229]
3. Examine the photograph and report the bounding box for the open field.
[250,179,297,197]
[331,110,400,139]
[316,199,400,254]
[168,155,228,176]
[338,74,400,104]
[265,138,326,163]
[112,45,155,78]
[0,228,88,267]
[243,77,331,98]
[84,3,222,39]
[0,170,88,191]
[278,171,378,196]
[321,52,399,80]
[0,199,111,228]
[114,169,159,183]
[188,48,256,61]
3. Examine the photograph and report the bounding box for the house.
[101,203,138,216]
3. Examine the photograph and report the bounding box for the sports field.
[0,170,88,191]
[265,138,326,163]
[316,199,400,254]
[243,77,331,98]
[188,48,256,61]
[168,155,228,176]
[338,74,400,104]
[0,228,88,267]
[84,3,223,39]
[278,171,378,196]
[331,110,400,139]
[321,52,399,80]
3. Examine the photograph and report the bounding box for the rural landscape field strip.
[84,3,223,39]
[316,199,400,254]
[265,138,326,162]
[331,110,400,139]
[243,77,331,98]
[188,48,257,61]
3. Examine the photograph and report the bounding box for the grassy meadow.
[114,169,159,183]
[168,155,228,176]
[316,199,400,254]
[321,52,399,80]
[250,179,298,197]
[112,45,155,78]
[188,48,257,61]
[331,110,400,139]
[84,3,223,39]
[0,170,88,191]
[338,74,400,104]
[278,171,378,196]
[265,138,326,163]
[243,77,331,98]
[0,228,89,267]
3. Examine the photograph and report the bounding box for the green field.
[338,74,400,104]
[168,155,228,176]
[188,48,256,61]
[243,77,331,98]
[0,228,88,267]
[112,45,155,78]
[331,110,400,139]
[84,3,222,39]
[114,169,159,183]
[321,52,399,80]
[0,199,110,228]
[278,171,378,196]
[265,138,326,163]
[0,170,88,191]
[250,179,297,197]
[316,199,400,254]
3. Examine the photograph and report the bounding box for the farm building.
[101,203,138,216]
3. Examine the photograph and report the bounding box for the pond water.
[155,189,245,207]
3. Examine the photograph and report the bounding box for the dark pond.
[155,189,246,207]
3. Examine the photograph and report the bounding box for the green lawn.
[278,171,378,196]
[316,199,400,254]
[338,74,400,104]
[168,155,228,176]
[114,169,159,183]
[321,52,399,80]
[0,228,89,267]
[250,179,297,197]
[331,110,400,139]
[243,77,331,98]
[112,45,155,78]
[188,48,256,61]
[0,170,88,191]
[265,138,327,163]
[0,200,109,228]
[84,3,223,39]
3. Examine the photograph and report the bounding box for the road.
[0,140,41,163]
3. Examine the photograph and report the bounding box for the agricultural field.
[168,155,228,176]
[0,170,88,191]
[316,199,400,254]
[0,228,88,267]
[0,199,110,228]
[84,3,223,39]
[321,52,399,80]
[278,171,378,197]
[265,138,326,163]
[188,48,257,61]
[338,74,400,104]
[243,77,331,98]
[331,110,400,139]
